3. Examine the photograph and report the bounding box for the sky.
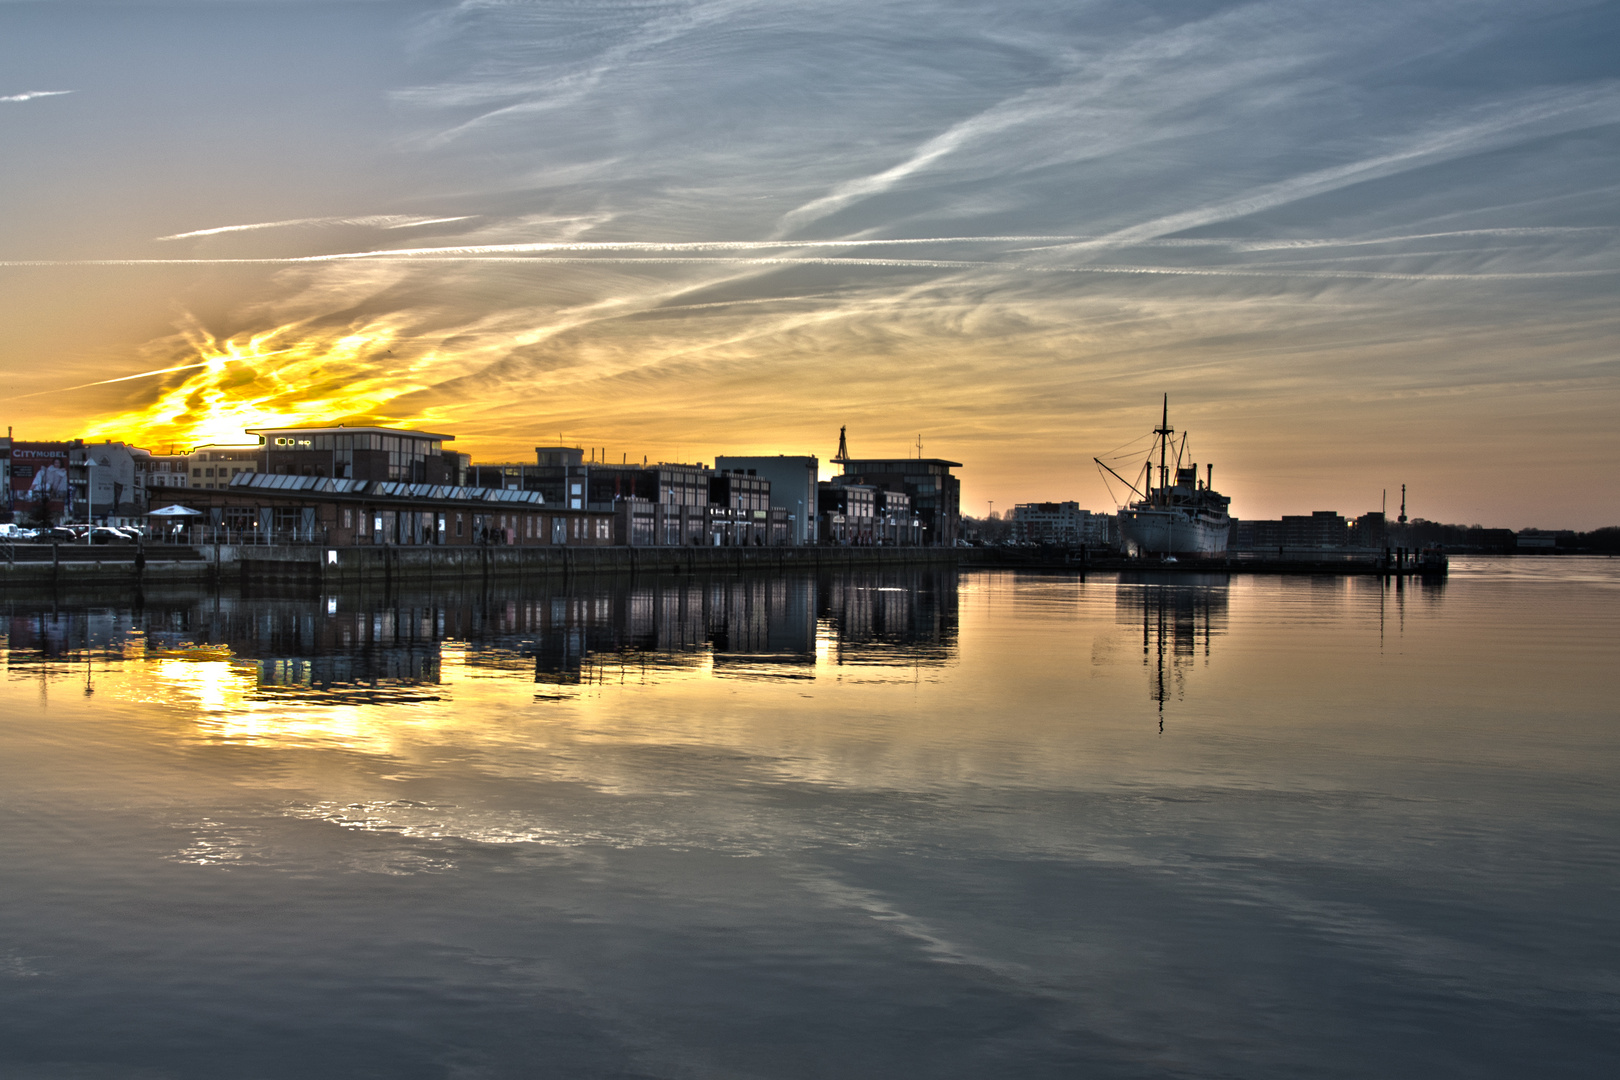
[0,0,1617,528]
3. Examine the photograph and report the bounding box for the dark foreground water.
[1,560,1616,1079]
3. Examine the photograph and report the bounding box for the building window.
[342,508,352,529]
[456,513,463,537]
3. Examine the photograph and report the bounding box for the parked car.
[43,527,77,541]
[91,526,136,545]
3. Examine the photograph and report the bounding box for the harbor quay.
[0,538,1460,596]
[0,539,961,593]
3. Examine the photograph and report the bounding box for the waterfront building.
[1350,511,1387,549]
[518,447,786,546]
[1232,511,1349,551]
[9,419,943,549]
[1516,529,1558,550]
[81,441,152,522]
[467,462,543,493]
[709,470,778,547]
[182,443,260,491]
[2,439,84,525]
[834,442,961,545]
[145,453,191,495]
[185,473,613,548]
[250,425,460,483]
[818,480,877,544]
[1010,501,1115,547]
[714,455,820,545]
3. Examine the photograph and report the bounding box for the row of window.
[149,466,255,487]
[270,434,441,454]
[332,507,611,542]
[268,433,443,453]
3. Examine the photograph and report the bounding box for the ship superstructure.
[1096,396,1231,558]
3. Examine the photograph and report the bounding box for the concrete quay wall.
[264,544,960,591]
[0,543,960,592]
[0,545,212,590]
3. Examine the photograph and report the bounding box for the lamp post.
[83,459,100,545]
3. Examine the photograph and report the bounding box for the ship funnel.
[1207,463,1214,489]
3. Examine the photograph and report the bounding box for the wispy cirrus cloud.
[4,0,1619,524]
[1061,83,1620,253]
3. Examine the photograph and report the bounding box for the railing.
[148,526,332,547]
[1227,547,1382,562]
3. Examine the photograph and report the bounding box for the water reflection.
[1117,573,1231,725]
[1,568,959,704]
[2,561,1615,1080]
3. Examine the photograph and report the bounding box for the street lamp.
[84,459,100,545]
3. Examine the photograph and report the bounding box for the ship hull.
[1118,507,1230,557]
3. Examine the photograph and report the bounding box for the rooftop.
[840,457,963,469]
[246,424,455,441]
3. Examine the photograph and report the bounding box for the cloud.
[156,215,475,241]
[0,90,71,103]
[1064,83,1620,251]
[6,0,1620,524]
[772,87,1073,237]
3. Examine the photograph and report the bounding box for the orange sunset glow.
[3,0,1617,528]
[78,321,438,451]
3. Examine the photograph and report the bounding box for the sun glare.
[81,322,437,450]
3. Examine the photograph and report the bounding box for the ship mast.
[1154,394,1173,505]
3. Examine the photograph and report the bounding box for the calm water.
[2,561,1617,1078]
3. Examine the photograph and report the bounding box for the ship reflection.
[1,569,959,701]
[1115,573,1229,728]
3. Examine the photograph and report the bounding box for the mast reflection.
[1115,573,1229,728]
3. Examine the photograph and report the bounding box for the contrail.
[1,90,72,103]
[1,255,1614,283]
[157,215,475,241]
[289,236,1090,258]
[10,353,286,399]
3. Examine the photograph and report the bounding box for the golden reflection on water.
[2,569,963,761]
[4,561,1618,855]
[10,561,1609,795]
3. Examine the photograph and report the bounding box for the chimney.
[1206,463,1214,489]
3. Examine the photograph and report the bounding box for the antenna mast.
[833,426,850,465]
